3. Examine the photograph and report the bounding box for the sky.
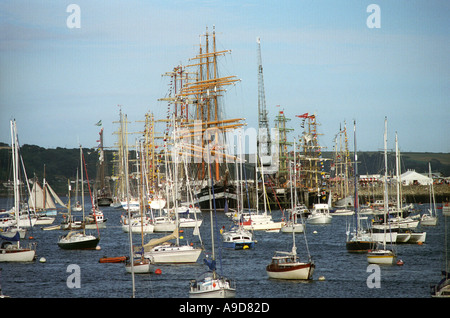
[0,0,449,154]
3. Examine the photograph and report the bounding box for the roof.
[399,169,432,185]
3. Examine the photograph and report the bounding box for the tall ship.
[296,113,329,207]
[95,127,113,206]
[160,26,245,211]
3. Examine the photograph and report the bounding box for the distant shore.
[357,184,450,203]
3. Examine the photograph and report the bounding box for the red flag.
[296,113,309,118]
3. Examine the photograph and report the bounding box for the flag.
[296,113,309,118]
[95,120,102,126]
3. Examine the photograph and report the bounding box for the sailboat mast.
[353,121,359,233]
[80,146,85,236]
[395,133,401,215]
[383,117,388,249]
[10,121,19,234]
[122,112,135,297]
[206,142,217,279]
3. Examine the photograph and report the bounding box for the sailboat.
[0,120,36,262]
[331,122,355,216]
[58,146,100,250]
[142,125,202,264]
[222,138,255,249]
[367,118,396,265]
[60,179,83,230]
[189,149,236,298]
[240,156,284,232]
[72,169,82,211]
[346,121,376,253]
[431,211,450,297]
[281,139,305,233]
[266,199,314,279]
[421,162,438,226]
[125,141,151,274]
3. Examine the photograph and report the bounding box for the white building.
[398,169,432,186]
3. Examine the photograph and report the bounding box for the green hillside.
[0,142,449,196]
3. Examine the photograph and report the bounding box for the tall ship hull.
[196,184,237,211]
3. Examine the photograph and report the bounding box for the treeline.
[0,142,449,195]
[0,143,113,195]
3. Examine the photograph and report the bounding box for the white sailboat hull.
[35,217,55,225]
[367,250,396,265]
[145,245,202,264]
[0,247,35,262]
[125,260,151,274]
[281,223,304,233]
[240,214,284,232]
[179,218,202,228]
[122,223,154,234]
[371,232,398,243]
[332,208,354,216]
[242,221,284,232]
[266,263,314,280]
[420,215,437,226]
[408,232,426,243]
[396,232,411,243]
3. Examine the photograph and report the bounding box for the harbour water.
[0,197,447,299]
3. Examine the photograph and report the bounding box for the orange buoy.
[155,268,162,275]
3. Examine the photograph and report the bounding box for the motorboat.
[222,225,255,250]
[189,272,236,298]
[307,203,332,225]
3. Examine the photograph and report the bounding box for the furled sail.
[142,228,179,252]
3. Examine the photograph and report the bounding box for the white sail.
[29,182,66,210]
[29,182,56,210]
[47,183,67,207]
